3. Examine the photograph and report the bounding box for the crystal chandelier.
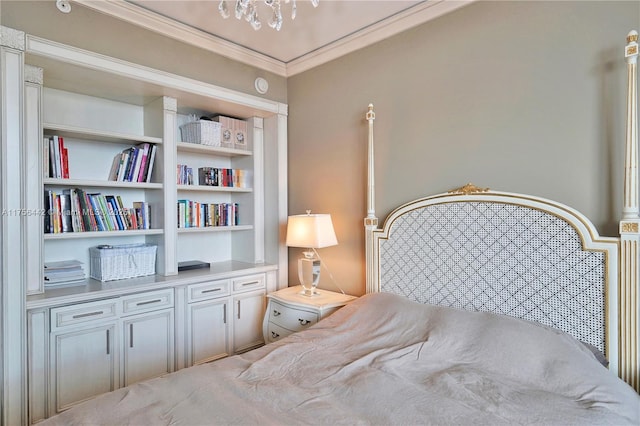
[218,0,319,31]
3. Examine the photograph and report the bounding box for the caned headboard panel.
[369,188,619,371]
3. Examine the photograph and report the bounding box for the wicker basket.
[179,120,222,146]
[89,243,157,282]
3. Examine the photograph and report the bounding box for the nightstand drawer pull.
[72,311,103,319]
[242,281,260,287]
[298,318,311,326]
[202,288,222,294]
[271,331,280,338]
[273,310,281,316]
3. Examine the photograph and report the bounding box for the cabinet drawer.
[50,299,118,331]
[266,322,292,343]
[121,289,174,316]
[269,300,318,331]
[188,280,230,303]
[232,274,265,293]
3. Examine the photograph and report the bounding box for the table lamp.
[286,211,338,296]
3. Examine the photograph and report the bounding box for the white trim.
[74,0,287,76]
[25,35,284,114]
[72,0,474,77]
[286,0,474,76]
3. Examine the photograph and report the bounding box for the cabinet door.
[51,323,117,413]
[233,290,265,353]
[187,298,230,366]
[122,309,174,386]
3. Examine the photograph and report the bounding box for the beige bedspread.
[43,292,640,425]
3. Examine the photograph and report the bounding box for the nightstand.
[263,286,357,343]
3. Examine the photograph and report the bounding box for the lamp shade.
[286,214,338,248]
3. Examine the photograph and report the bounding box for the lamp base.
[299,287,321,297]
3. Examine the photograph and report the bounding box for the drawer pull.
[271,331,280,338]
[130,323,134,348]
[223,304,227,324]
[273,310,281,317]
[298,319,311,326]
[106,329,110,355]
[201,288,221,294]
[72,311,104,319]
[241,281,260,287]
[136,298,162,306]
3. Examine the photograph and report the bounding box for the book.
[108,152,121,181]
[43,137,50,178]
[43,259,83,270]
[136,143,150,182]
[61,143,69,179]
[60,190,73,233]
[145,144,157,183]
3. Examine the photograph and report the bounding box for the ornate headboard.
[363,31,639,390]
[368,185,619,371]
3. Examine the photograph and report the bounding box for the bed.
[40,31,640,425]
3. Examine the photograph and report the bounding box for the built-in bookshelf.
[4,25,287,424]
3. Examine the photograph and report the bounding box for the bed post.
[619,30,639,392]
[364,104,378,294]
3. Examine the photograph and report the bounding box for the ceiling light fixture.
[218,0,319,31]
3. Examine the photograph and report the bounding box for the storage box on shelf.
[89,243,158,282]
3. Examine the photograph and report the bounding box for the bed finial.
[448,183,490,195]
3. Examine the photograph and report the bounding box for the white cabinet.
[186,280,231,366]
[232,274,267,353]
[45,289,175,416]
[49,299,120,413]
[121,289,175,386]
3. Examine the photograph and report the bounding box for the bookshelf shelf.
[176,184,252,193]
[44,229,164,240]
[177,225,253,233]
[44,178,163,190]
[177,142,251,156]
[44,122,163,145]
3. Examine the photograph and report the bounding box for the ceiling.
[74,0,472,77]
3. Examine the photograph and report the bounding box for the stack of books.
[43,260,86,288]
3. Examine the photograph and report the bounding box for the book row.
[177,200,239,228]
[176,166,248,188]
[44,136,69,179]
[44,188,151,234]
[108,143,157,183]
[198,167,247,188]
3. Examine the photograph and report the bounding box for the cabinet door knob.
[271,331,280,338]
[298,319,311,326]
[273,310,281,316]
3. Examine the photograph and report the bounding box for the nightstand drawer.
[266,322,292,343]
[269,300,318,331]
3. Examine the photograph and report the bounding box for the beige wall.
[3,1,639,297]
[287,1,640,296]
[1,0,287,103]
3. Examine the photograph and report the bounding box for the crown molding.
[73,0,473,78]
[74,0,288,76]
[286,0,474,76]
